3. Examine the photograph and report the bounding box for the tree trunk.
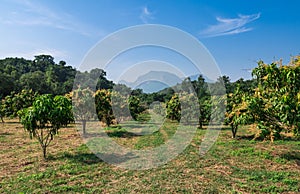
[231,124,238,138]
[198,119,203,129]
[42,146,47,159]
[82,120,86,135]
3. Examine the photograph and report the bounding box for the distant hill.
[119,71,213,93]
[119,71,183,93]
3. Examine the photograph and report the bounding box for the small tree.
[166,94,181,122]
[128,95,146,121]
[72,88,95,135]
[198,98,211,129]
[95,89,115,127]
[2,89,37,119]
[18,94,73,159]
[111,90,129,123]
[225,86,251,138]
[210,94,227,127]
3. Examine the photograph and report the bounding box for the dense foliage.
[223,57,300,140]
[1,89,38,119]
[0,55,114,97]
[248,58,300,140]
[225,86,251,138]
[18,94,73,158]
[0,55,75,96]
[166,94,181,121]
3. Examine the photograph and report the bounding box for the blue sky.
[1,0,300,81]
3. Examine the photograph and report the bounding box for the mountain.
[118,71,215,93]
[119,71,183,93]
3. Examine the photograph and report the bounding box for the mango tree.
[249,57,300,140]
[72,88,95,135]
[110,90,129,123]
[191,75,212,128]
[166,92,204,126]
[128,95,146,121]
[166,94,181,122]
[225,86,252,138]
[18,94,73,159]
[95,89,115,126]
[198,98,211,129]
[2,89,37,119]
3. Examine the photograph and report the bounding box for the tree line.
[0,55,113,97]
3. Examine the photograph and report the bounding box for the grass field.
[0,119,299,193]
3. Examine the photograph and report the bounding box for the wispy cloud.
[200,13,261,37]
[1,0,101,37]
[140,6,155,24]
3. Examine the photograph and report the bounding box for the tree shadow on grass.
[96,152,138,165]
[106,130,142,138]
[280,136,300,142]
[236,134,257,140]
[119,124,146,128]
[80,130,144,139]
[48,152,102,164]
[62,152,103,164]
[53,151,138,165]
[220,126,231,131]
[281,152,300,166]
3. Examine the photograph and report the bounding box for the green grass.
[0,119,299,193]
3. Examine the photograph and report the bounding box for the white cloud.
[140,6,155,24]
[1,0,100,37]
[201,13,261,37]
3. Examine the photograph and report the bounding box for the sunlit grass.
[0,119,299,193]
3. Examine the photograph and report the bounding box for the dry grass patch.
[0,120,299,193]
